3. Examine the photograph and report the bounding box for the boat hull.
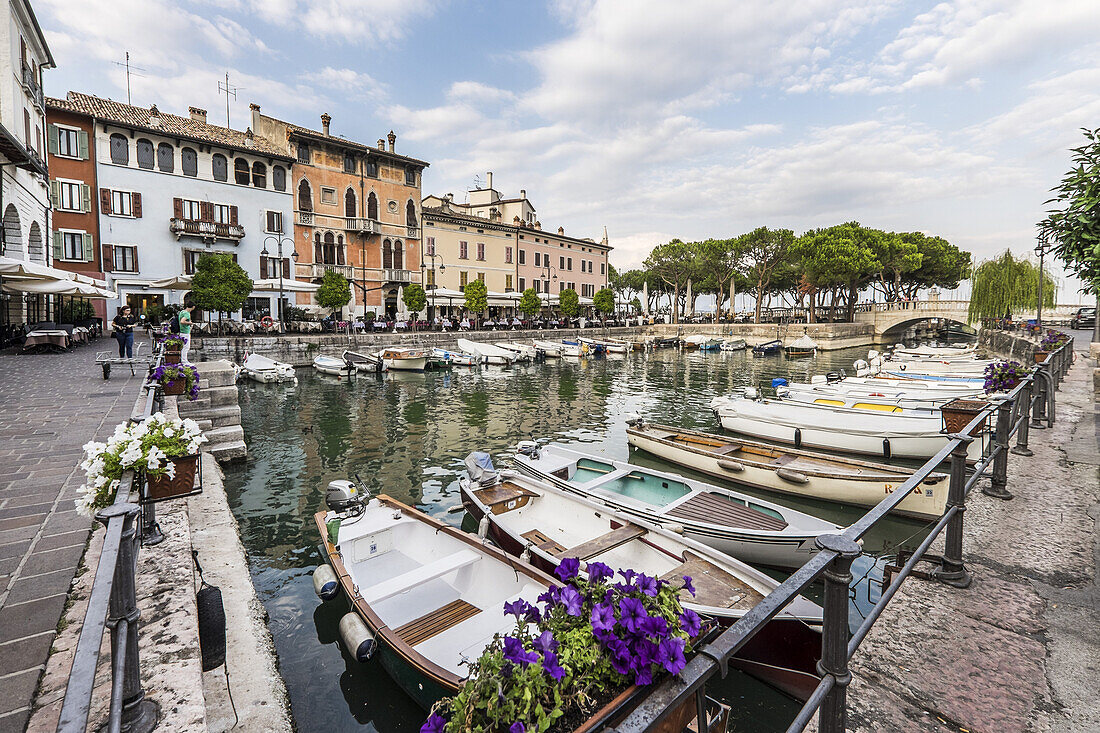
[383,356,428,371]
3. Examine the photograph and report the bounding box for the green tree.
[968,250,1055,323]
[317,270,351,316]
[463,278,488,325]
[402,284,426,329]
[698,238,742,322]
[792,224,879,321]
[870,231,922,302]
[1039,127,1100,341]
[191,253,253,332]
[593,287,615,324]
[518,288,542,318]
[735,227,796,323]
[559,288,580,318]
[643,239,697,323]
[899,233,971,297]
[629,296,642,314]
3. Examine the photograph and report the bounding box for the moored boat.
[776,380,993,410]
[625,420,948,519]
[457,338,515,365]
[433,347,479,366]
[494,342,536,360]
[752,339,782,356]
[512,443,840,568]
[343,349,387,373]
[239,353,297,383]
[557,340,586,357]
[784,334,817,357]
[531,339,564,357]
[576,337,606,354]
[377,347,431,372]
[720,338,747,351]
[313,354,354,376]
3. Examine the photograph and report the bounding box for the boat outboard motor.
[516,441,541,460]
[325,479,365,516]
[775,385,789,398]
[465,452,500,487]
[825,370,844,383]
[743,386,760,400]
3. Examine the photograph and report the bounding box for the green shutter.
[82,233,93,262]
[81,184,91,213]
[47,124,59,155]
[49,180,59,208]
[52,231,63,259]
[77,130,89,160]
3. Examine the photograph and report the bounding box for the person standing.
[112,306,136,358]
[179,299,195,363]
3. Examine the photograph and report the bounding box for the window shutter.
[101,188,113,214]
[259,254,268,279]
[82,233,93,262]
[314,242,322,263]
[81,184,91,213]
[337,246,345,265]
[78,131,89,160]
[132,248,139,273]
[52,232,62,259]
[184,253,193,275]
[282,257,290,279]
[49,180,59,208]
[131,192,142,218]
[173,197,183,219]
[102,244,114,272]
[229,205,238,226]
[200,201,213,222]
[47,124,59,155]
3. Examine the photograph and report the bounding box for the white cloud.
[299,67,387,102]
[259,0,442,44]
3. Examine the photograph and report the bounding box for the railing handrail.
[610,335,1073,733]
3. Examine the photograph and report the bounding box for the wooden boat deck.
[521,528,567,555]
[554,523,647,561]
[474,482,539,513]
[667,492,789,531]
[659,551,764,610]
[394,598,482,647]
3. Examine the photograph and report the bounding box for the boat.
[376,347,430,372]
[576,337,606,354]
[710,394,984,461]
[774,378,987,410]
[239,353,297,383]
[343,349,387,374]
[720,338,747,351]
[457,338,515,365]
[531,339,565,357]
[557,340,586,357]
[494,342,536,360]
[784,334,817,357]
[892,344,977,358]
[683,335,722,351]
[512,443,840,568]
[433,348,479,366]
[312,354,354,376]
[460,459,824,699]
[625,420,948,519]
[593,338,629,354]
[752,339,782,356]
[648,336,679,349]
[313,491,552,710]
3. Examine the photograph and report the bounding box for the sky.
[36,0,1100,303]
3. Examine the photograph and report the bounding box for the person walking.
[179,299,195,363]
[112,306,136,358]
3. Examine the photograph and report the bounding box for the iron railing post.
[99,502,159,733]
[1030,364,1048,429]
[984,400,1014,500]
[1011,379,1033,456]
[814,534,863,733]
[931,436,973,588]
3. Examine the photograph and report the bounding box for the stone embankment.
[177,360,246,462]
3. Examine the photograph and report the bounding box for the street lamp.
[420,251,445,325]
[1035,235,1047,329]
[262,235,299,329]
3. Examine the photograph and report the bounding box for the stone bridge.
[853,299,974,338]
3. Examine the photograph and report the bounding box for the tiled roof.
[281,120,430,168]
[47,92,293,160]
[423,205,611,250]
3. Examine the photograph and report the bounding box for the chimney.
[188,106,207,124]
[520,189,526,199]
[249,103,261,132]
[487,171,493,191]
[377,138,385,150]
[321,113,331,137]
[534,220,541,230]
[148,104,160,128]
[557,226,564,235]
[387,130,396,152]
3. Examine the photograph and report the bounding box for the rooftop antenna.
[472,174,483,191]
[112,52,146,105]
[218,72,242,128]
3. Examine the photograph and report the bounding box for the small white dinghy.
[494,342,536,360]
[239,353,297,383]
[531,340,564,357]
[313,354,353,376]
[720,339,747,351]
[376,347,430,372]
[457,338,515,365]
[433,348,479,366]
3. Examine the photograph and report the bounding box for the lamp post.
[542,262,558,321]
[420,251,445,325]
[1035,236,1047,329]
[262,235,299,329]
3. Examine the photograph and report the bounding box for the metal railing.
[608,337,1074,733]
[57,351,166,733]
[169,218,245,242]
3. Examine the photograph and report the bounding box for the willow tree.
[967,251,1055,322]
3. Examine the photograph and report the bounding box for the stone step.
[187,385,238,408]
[204,405,241,428]
[204,425,244,445]
[177,396,211,416]
[196,419,213,431]
[207,439,247,463]
[197,368,238,389]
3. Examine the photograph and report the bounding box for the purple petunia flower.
[542,651,566,682]
[634,665,653,686]
[659,637,687,675]
[632,638,658,667]
[635,574,658,597]
[510,723,525,733]
[559,585,584,616]
[421,712,447,733]
[639,615,668,638]
[678,608,702,638]
[533,630,558,656]
[590,602,616,633]
[619,568,637,585]
[537,585,561,608]
[609,647,633,675]
[618,597,647,633]
[502,636,539,667]
[681,575,696,597]
[586,561,613,583]
[555,557,581,582]
[503,599,535,622]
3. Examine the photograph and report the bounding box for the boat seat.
[476,482,538,508]
[554,523,646,561]
[362,550,479,604]
[394,599,482,647]
[521,529,567,555]
[659,551,763,610]
[667,493,789,532]
[772,454,798,466]
[711,445,741,456]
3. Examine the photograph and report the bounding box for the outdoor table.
[511,319,522,329]
[460,320,472,330]
[372,322,386,331]
[549,320,560,328]
[24,330,70,350]
[394,321,408,331]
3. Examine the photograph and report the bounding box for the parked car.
[1071,307,1096,329]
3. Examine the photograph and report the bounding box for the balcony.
[296,210,315,226]
[310,263,355,280]
[383,269,414,283]
[169,218,245,242]
[21,64,43,110]
[344,217,378,234]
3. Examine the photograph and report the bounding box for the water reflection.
[224,346,934,732]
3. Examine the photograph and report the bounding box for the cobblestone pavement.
[0,343,142,733]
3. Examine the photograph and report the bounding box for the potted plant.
[162,335,186,363]
[421,560,704,733]
[152,363,201,399]
[983,359,1027,394]
[74,413,208,516]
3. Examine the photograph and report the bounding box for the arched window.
[272,165,286,191]
[337,234,345,265]
[212,154,227,181]
[344,188,357,218]
[298,179,312,211]
[382,239,392,269]
[156,142,173,172]
[181,147,197,176]
[136,139,154,169]
[252,161,266,188]
[323,232,336,265]
[392,239,403,269]
[110,134,128,165]
[234,158,250,185]
[406,200,417,227]
[367,191,378,220]
[314,232,322,264]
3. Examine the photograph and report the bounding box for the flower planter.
[145,454,201,502]
[1033,350,1049,364]
[164,351,181,364]
[941,398,991,436]
[161,379,186,396]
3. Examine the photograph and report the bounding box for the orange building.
[250,106,428,318]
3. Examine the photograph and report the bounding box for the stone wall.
[978,328,1039,361]
[178,360,246,462]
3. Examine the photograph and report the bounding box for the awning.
[144,275,194,290]
[425,287,464,298]
[251,278,319,293]
[0,256,113,296]
[1,278,114,298]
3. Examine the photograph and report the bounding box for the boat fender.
[743,386,759,400]
[717,459,744,473]
[477,515,490,540]
[868,349,879,360]
[339,612,376,663]
[312,564,340,601]
[520,544,532,564]
[882,438,891,460]
[794,428,803,449]
[666,523,685,535]
[776,468,810,485]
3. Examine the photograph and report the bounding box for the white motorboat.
[494,342,536,360]
[433,348,479,366]
[710,394,984,461]
[343,349,387,373]
[592,338,628,354]
[557,340,587,357]
[892,344,977,359]
[784,334,817,357]
[376,347,430,372]
[720,338,747,351]
[513,443,840,568]
[312,354,354,376]
[682,335,723,351]
[775,377,987,409]
[531,340,564,357]
[239,353,297,383]
[457,338,515,365]
[626,421,948,519]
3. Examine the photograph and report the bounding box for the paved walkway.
[0,343,142,733]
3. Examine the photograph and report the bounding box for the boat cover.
[465,452,498,486]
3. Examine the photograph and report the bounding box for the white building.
[50,92,298,321]
[0,0,53,323]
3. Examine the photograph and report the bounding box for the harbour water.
[223,346,940,732]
